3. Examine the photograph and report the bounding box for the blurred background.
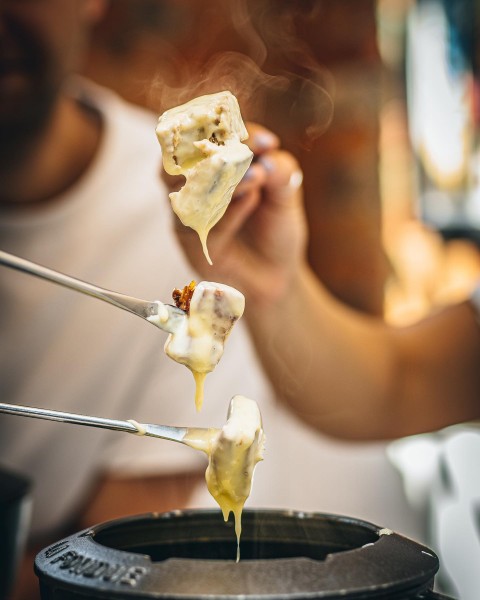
[79,3,480,594]
[81,0,480,325]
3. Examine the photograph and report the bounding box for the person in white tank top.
[0,2,424,598]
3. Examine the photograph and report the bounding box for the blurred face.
[0,0,104,143]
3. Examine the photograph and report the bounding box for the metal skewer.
[0,250,186,334]
[0,402,192,445]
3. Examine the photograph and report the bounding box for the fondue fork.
[0,250,186,334]
[0,402,207,445]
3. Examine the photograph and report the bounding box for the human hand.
[162,123,307,308]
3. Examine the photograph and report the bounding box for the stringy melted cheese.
[156,91,253,264]
[148,281,245,411]
[184,395,265,561]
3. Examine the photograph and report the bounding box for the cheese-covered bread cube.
[156,91,253,264]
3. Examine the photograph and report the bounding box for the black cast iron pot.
[35,509,453,599]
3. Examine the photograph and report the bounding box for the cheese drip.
[148,281,245,410]
[156,91,253,264]
[185,395,266,561]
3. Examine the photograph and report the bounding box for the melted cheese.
[148,281,245,410]
[184,395,266,561]
[126,419,147,435]
[156,91,253,264]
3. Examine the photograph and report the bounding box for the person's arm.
[171,123,480,440]
[246,262,480,440]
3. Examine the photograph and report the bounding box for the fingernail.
[232,190,247,200]
[243,166,255,181]
[258,155,274,172]
[289,170,303,189]
[253,131,279,150]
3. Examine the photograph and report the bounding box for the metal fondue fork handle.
[0,402,194,445]
[0,250,186,334]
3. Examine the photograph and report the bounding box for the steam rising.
[148,0,334,146]
[150,52,288,119]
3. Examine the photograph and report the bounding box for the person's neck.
[0,95,102,207]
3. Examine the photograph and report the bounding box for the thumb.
[258,150,304,206]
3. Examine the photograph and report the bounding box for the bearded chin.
[0,79,59,169]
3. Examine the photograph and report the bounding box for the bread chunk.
[156,91,253,264]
